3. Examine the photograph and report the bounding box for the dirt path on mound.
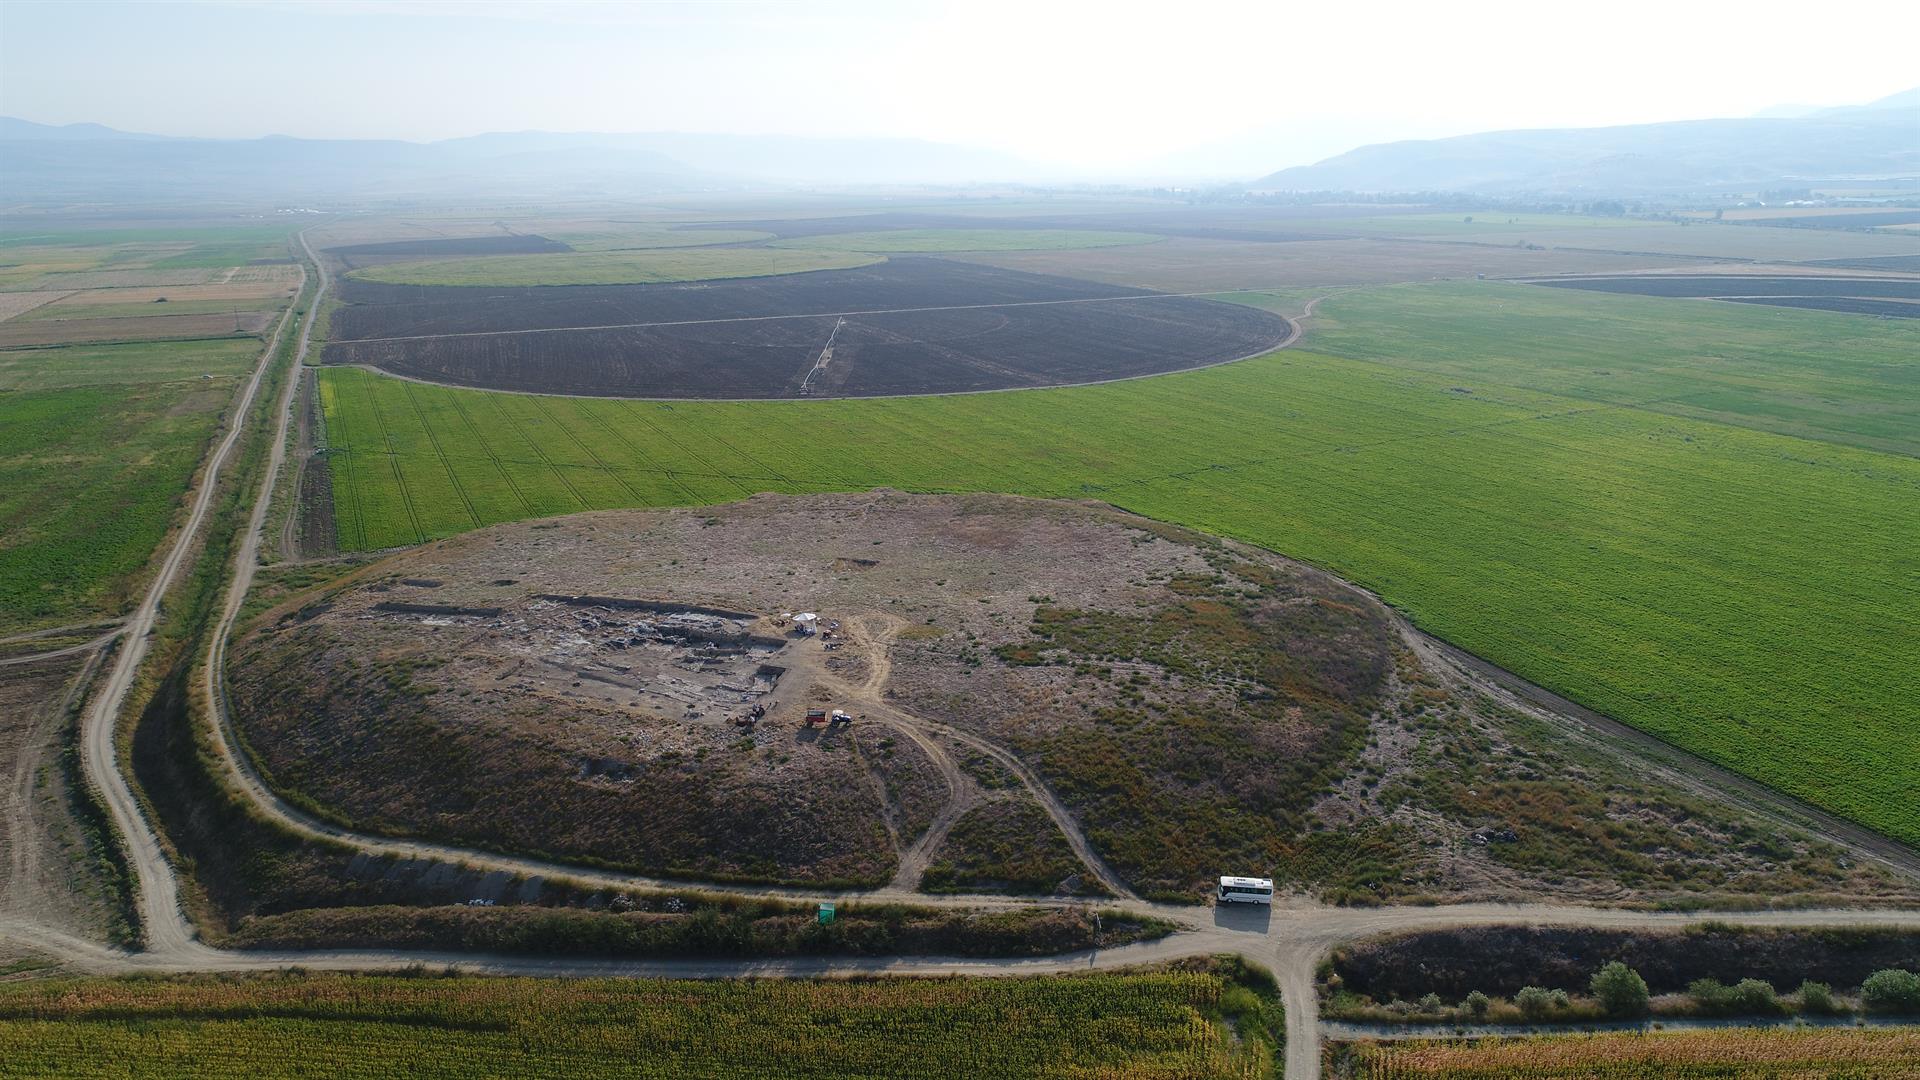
[837,615,980,892]
[820,613,1140,901]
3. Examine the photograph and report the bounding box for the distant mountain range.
[0,120,1036,205]
[1254,88,1920,197]
[6,87,1917,207]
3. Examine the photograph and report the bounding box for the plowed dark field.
[320,257,1291,398]
[1533,274,1920,317]
[1718,295,1920,318]
[1535,275,1920,299]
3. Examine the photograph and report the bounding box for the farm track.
[0,627,124,667]
[74,236,311,959]
[275,370,312,562]
[16,264,1920,1080]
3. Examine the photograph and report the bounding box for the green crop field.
[773,229,1162,252]
[0,226,295,632]
[1291,281,1920,457]
[345,248,884,287]
[0,968,1280,1079]
[0,337,262,392]
[0,380,243,630]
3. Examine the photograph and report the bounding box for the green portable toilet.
[817,902,836,925]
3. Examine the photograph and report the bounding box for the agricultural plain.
[0,224,299,632]
[1297,281,1920,456]
[314,276,1920,852]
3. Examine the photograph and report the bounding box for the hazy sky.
[3,0,1916,172]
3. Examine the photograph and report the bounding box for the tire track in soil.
[441,390,539,519]
[322,374,370,551]
[354,356,426,544]
[473,392,592,512]
[567,399,705,505]
[827,615,1136,901]
[525,394,654,509]
[682,403,804,491]
[836,616,976,893]
[400,381,482,529]
[623,406,758,500]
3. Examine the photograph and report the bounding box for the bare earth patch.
[229,493,1907,903]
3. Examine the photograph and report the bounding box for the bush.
[1797,980,1842,1015]
[1591,961,1649,1017]
[1861,968,1920,1013]
[1417,992,1442,1012]
[1515,986,1558,1019]
[1464,990,1490,1018]
[1689,977,1786,1017]
[1728,978,1784,1015]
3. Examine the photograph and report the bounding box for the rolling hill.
[1254,89,1919,196]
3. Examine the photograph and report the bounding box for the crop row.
[316,341,1920,849]
[1333,1026,1920,1077]
[0,970,1271,1079]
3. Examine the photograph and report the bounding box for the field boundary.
[323,293,1305,404]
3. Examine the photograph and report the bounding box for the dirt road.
[0,627,123,667]
[23,254,1920,1080]
[76,242,308,958]
[8,894,1920,1079]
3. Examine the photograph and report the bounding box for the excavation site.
[226,493,1908,904]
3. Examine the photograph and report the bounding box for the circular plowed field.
[321,257,1293,399]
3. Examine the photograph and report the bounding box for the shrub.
[1591,961,1649,1017]
[1417,992,1442,1012]
[1797,980,1842,1015]
[1690,977,1785,1017]
[1862,969,1920,1013]
[1515,986,1558,1019]
[1728,978,1785,1016]
[1463,990,1490,1018]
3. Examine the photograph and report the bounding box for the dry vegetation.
[1327,1027,1920,1078]
[0,654,132,945]
[226,492,1892,905]
[0,960,1279,1079]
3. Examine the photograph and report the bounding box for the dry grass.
[0,311,272,348]
[1332,1026,1920,1077]
[0,291,71,323]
